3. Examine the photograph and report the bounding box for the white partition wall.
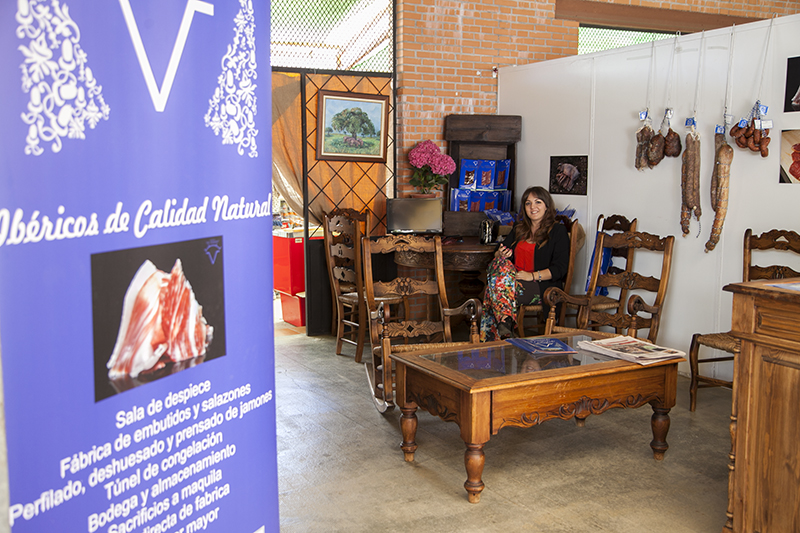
[499,15,800,381]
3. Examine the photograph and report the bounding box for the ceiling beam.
[555,0,762,33]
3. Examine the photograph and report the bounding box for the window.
[578,26,672,55]
[271,0,393,72]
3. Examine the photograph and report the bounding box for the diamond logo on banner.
[17,0,110,156]
[204,0,259,158]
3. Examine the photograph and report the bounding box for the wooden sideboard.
[722,278,800,533]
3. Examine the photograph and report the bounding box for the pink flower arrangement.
[408,140,455,194]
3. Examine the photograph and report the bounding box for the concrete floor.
[274,322,733,533]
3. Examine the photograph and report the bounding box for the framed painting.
[548,155,588,195]
[316,90,389,162]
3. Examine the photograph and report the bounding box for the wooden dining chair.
[562,214,638,330]
[516,215,584,337]
[689,228,800,411]
[543,230,675,344]
[362,234,482,412]
[323,208,406,363]
[323,208,369,362]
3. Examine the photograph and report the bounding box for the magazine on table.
[576,336,684,365]
[507,337,577,355]
[768,281,800,292]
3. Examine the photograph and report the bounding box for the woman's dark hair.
[515,186,556,245]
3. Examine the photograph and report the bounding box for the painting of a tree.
[317,91,389,162]
[331,108,376,142]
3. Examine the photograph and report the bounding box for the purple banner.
[0,1,278,531]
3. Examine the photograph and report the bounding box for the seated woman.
[481,186,570,341]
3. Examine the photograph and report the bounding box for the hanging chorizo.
[705,142,734,252]
[680,131,701,236]
[648,133,666,167]
[635,124,654,171]
[664,128,682,157]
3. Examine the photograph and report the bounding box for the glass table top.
[416,335,615,379]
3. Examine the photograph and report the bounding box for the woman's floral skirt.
[480,257,541,341]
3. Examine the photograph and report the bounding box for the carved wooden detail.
[748,229,800,254]
[372,278,438,298]
[599,271,660,292]
[410,390,459,423]
[604,230,670,251]
[368,234,436,254]
[383,320,445,338]
[750,264,800,280]
[498,393,660,430]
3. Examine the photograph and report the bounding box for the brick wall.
[395,0,798,196]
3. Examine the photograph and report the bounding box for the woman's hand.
[515,270,534,282]
[495,244,513,260]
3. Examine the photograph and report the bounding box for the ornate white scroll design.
[17,0,110,156]
[204,0,258,158]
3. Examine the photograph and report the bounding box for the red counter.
[273,230,321,327]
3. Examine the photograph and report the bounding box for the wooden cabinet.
[722,278,800,533]
[444,114,521,211]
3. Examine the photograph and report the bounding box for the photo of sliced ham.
[107,259,213,379]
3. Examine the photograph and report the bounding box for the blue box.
[475,160,497,190]
[458,159,481,189]
[494,159,511,190]
[450,188,471,211]
[469,190,501,211]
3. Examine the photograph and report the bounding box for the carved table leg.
[400,406,418,462]
[650,406,671,460]
[464,443,486,503]
[722,356,738,532]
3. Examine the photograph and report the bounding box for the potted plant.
[408,140,456,196]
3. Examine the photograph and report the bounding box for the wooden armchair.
[689,229,800,411]
[516,215,584,337]
[362,234,482,412]
[562,214,638,330]
[543,230,675,344]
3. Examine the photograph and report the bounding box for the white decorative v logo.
[119,0,214,112]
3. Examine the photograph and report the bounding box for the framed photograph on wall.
[316,90,389,162]
[779,130,800,183]
[549,155,588,195]
[784,56,800,113]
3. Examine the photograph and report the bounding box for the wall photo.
[549,155,588,195]
[784,56,800,112]
[780,130,800,183]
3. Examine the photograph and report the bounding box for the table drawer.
[754,300,800,344]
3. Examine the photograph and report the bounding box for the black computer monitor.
[386,198,443,234]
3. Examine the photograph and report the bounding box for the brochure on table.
[507,337,577,354]
[578,336,685,365]
[0,1,278,532]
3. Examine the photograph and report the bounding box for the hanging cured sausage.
[680,131,701,236]
[705,135,734,252]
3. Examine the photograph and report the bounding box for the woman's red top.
[514,240,536,273]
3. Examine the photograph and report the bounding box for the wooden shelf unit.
[443,114,522,212]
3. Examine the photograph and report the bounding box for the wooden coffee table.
[391,333,682,503]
